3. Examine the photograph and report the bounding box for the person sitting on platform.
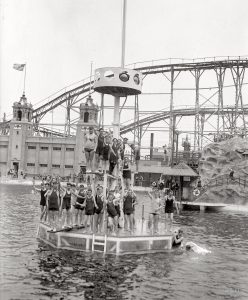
[147,189,162,234]
[83,188,98,233]
[122,157,132,189]
[45,182,60,232]
[107,191,118,234]
[84,127,97,172]
[164,189,179,232]
[94,186,105,233]
[123,189,137,233]
[172,228,184,248]
[74,184,86,227]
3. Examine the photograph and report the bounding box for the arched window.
[17,110,22,121]
[84,112,89,123]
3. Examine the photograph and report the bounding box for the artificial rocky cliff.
[197,137,248,205]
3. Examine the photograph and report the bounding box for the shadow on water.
[1,184,248,299]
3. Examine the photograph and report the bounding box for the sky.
[1,0,248,150]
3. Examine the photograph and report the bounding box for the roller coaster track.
[120,105,248,135]
[1,57,248,138]
[31,56,248,122]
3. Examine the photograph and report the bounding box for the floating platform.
[37,221,173,255]
[180,201,226,211]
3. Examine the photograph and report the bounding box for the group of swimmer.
[83,127,140,176]
[33,177,137,234]
[34,174,180,236]
[34,176,211,254]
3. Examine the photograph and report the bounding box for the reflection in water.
[1,184,248,299]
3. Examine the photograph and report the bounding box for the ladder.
[92,234,107,253]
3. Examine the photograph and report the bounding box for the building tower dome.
[79,95,98,127]
[12,93,33,122]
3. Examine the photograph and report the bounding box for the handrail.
[126,55,248,70]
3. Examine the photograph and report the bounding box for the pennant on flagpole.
[13,63,26,71]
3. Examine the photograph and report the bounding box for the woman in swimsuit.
[95,128,105,172]
[84,127,97,172]
[164,189,179,231]
[147,189,162,234]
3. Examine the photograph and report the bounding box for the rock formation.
[197,137,248,205]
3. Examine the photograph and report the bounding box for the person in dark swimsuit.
[95,128,105,172]
[102,134,111,173]
[60,183,73,228]
[33,182,49,221]
[74,184,86,226]
[164,189,179,231]
[122,157,131,189]
[83,188,98,233]
[107,191,118,233]
[94,186,104,233]
[123,189,136,232]
[45,182,60,231]
[109,138,119,175]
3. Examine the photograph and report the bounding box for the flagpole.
[23,63,27,95]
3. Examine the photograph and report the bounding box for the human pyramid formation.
[33,128,140,234]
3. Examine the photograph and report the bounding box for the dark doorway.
[13,162,19,178]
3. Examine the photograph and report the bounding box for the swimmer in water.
[185,241,211,254]
[172,228,184,248]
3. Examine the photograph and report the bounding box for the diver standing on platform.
[94,186,105,233]
[33,181,50,222]
[84,127,97,172]
[164,189,179,232]
[45,182,60,232]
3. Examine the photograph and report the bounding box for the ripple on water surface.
[0,184,248,300]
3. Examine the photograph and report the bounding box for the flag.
[13,63,26,71]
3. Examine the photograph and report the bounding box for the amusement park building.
[0,94,98,177]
